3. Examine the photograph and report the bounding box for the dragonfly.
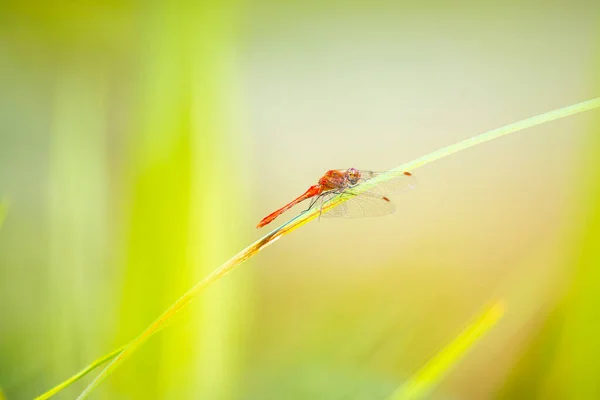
[257,168,415,228]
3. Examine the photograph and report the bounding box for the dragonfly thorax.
[319,170,346,190]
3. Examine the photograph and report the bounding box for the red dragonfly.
[257,168,415,228]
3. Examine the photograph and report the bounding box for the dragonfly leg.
[300,191,340,221]
[300,196,320,214]
[318,191,339,221]
[307,196,319,210]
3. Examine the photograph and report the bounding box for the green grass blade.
[389,300,506,400]
[33,346,125,400]
[35,319,177,400]
[36,97,598,399]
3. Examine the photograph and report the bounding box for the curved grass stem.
[34,97,600,399]
[34,346,125,400]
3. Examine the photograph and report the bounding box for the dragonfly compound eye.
[346,168,360,185]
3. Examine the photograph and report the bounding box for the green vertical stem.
[113,4,193,398]
[544,24,600,399]
[554,119,600,390]
[112,2,245,398]
[556,127,600,397]
[189,2,247,398]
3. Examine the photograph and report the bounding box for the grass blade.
[389,300,506,400]
[33,346,125,400]
[34,97,599,399]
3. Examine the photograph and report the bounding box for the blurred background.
[1,1,599,399]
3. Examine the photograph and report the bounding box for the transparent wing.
[318,191,396,219]
[331,169,416,196]
[353,170,416,196]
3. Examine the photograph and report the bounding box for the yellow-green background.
[0,1,599,399]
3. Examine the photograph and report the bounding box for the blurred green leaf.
[548,105,600,397]
[389,300,505,400]
[497,307,562,399]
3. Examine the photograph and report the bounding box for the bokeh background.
[1,1,599,399]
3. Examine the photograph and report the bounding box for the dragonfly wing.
[320,192,396,219]
[317,193,348,218]
[356,170,416,196]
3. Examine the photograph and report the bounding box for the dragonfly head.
[346,168,360,185]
